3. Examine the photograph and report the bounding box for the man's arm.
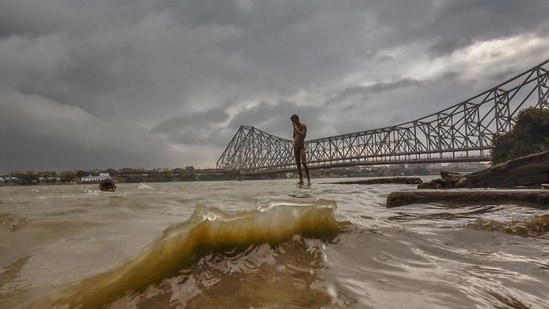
[293,123,307,137]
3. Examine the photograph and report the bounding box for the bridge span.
[217,59,549,176]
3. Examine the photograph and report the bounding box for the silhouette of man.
[291,114,311,185]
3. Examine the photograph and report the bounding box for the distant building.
[0,176,17,183]
[80,173,111,182]
[46,177,60,183]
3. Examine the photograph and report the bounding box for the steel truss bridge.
[217,59,549,175]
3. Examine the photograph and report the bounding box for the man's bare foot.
[297,181,304,185]
[307,181,311,186]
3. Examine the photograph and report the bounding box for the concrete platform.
[386,189,549,208]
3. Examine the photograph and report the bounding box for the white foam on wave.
[138,183,154,190]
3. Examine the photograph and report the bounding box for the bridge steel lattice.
[217,59,549,175]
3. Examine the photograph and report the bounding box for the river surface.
[1,178,548,308]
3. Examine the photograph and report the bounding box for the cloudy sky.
[1,0,548,173]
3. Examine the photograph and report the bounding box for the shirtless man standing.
[290,114,311,185]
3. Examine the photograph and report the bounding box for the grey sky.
[1,0,548,173]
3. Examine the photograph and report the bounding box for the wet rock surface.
[386,190,549,208]
[326,177,423,185]
[419,150,549,189]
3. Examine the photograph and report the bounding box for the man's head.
[290,114,299,124]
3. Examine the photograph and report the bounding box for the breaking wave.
[53,199,344,308]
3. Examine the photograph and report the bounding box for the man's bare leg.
[297,166,304,185]
[300,149,311,185]
[295,149,304,185]
[303,163,311,185]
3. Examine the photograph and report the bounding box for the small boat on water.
[99,179,116,192]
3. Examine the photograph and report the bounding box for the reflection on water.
[0,180,548,308]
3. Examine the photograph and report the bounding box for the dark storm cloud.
[227,100,325,139]
[153,107,229,134]
[152,105,231,146]
[1,0,548,172]
[0,89,187,172]
[429,37,474,57]
[327,78,426,107]
[324,73,472,134]
[424,0,549,56]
